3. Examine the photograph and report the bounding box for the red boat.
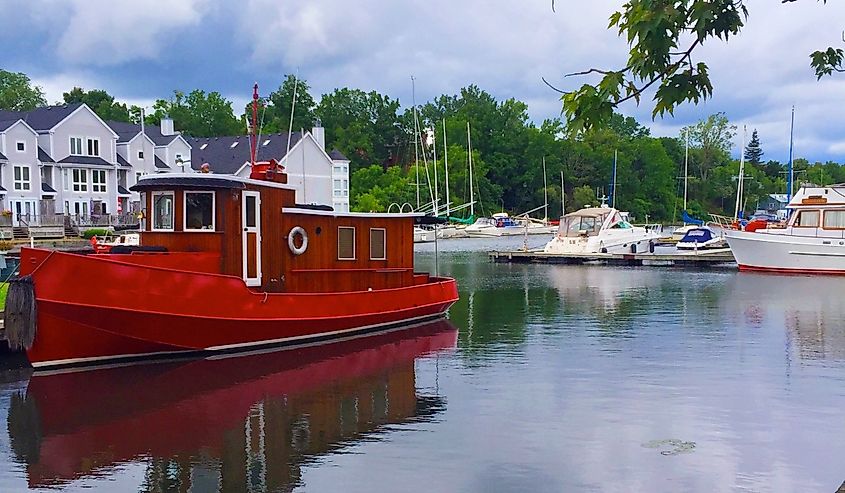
[9,319,457,489]
[5,89,458,370]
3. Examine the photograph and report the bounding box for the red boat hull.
[18,248,459,369]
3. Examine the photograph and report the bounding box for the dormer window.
[87,138,100,157]
[16,141,25,152]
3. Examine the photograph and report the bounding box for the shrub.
[82,228,110,239]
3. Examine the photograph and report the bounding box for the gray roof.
[187,132,303,174]
[41,182,57,194]
[0,151,6,161]
[118,185,131,195]
[0,119,19,132]
[38,147,54,163]
[0,103,84,131]
[329,149,349,161]
[154,155,170,169]
[116,153,131,167]
[107,120,181,146]
[58,155,113,166]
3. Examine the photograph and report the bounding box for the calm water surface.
[1,236,845,492]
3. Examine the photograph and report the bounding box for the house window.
[338,226,355,260]
[86,138,100,156]
[152,192,174,231]
[370,228,386,260]
[333,166,341,173]
[62,169,69,191]
[184,191,215,231]
[92,170,107,193]
[16,141,25,152]
[342,179,348,197]
[138,150,144,160]
[794,210,819,228]
[72,169,88,192]
[823,210,845,229]
[70,137,83,155]
[13,166,30,191]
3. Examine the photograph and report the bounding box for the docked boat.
[543,205,661,254]
[89,232,140,254]
[465,213,554,237]
[676,226,726,250]
[413,226,436,243]
[725,185,845,274]
[5,160,459,369]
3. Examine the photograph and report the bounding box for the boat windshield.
[472,217,496,227]
[559,213,607,237]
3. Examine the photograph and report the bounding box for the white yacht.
[413,226,436,243]
[465,213,555,238]
[725,185,845,274]
[543,205,661,254]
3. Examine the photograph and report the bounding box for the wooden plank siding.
[138,180,416,293]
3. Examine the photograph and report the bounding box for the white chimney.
[161,117,175,136]
[312,122,325,151]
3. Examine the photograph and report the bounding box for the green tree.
[62,87,136,123]
[556,0,837,132]
[246,75,317,134]
[680,113,736,181]
[148,90,242,137]
[0,70,46,111]
[744,129,764,166]
[573,185,596,208]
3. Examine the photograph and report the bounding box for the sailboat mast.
[542,156,548,222]
[788,105,795,201]
[683,128,689,212]
[560,170,565,216]
[443,119,450,218]
[285,75,299,165]
[467,122,475,217]
[734,126,747,220]
[611,149,618,208]
[432,129,438,214]
[411,77,421,209]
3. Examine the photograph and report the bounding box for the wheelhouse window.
[152,192,174,231]
[72,169,88,192]
[13,165,30,191]
[823,210,845,229]
[370,228,386,260]
[91,169,106,193]
[338,226,356,260]
[184,191,215,231]
[794,210,820,228]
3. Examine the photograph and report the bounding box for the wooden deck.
[488,248,736,268]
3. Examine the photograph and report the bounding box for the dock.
[488,248,736,268]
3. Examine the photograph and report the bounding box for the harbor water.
[1,236,844,492]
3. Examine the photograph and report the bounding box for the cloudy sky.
[2,0,844,162]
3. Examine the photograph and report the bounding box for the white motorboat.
[676,226,726,250]
[543,205,661,254]
[465,213,555,237]
[413,226,436,243]
[725,185,845,274]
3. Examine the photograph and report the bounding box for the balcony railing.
[15,214,65,227]
[68,213,140,228]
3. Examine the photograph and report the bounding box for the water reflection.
[7,321,457,492]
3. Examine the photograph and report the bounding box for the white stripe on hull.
[726,230,845,272]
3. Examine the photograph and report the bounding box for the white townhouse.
[0,104,351,236]
[188,126,351,212]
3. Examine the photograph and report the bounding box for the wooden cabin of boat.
[130,161,433,293]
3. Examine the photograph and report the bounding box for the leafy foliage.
[744,129,764,166]
[558,0,836,133]
[147,90,242,137]
[0,70,46,111]
[62,87,139,123]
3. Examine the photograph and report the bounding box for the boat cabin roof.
[564,207,615,218]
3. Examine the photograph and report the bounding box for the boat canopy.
[680,227,714,243]
[557,207,632,237]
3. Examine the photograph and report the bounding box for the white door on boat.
[242,191,262,287]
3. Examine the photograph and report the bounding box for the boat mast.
[611,149,618,208]
[432,128,439,214]
[412,76,420,210]
[250,83,259,168]
[560,170,565,216]
[542,156,548,222]
[683,127,689,213]
[467,122,475,217]
[285,74,299,163]
[787,105,795,201]
[443,119,450,219]
[734,126,747,220]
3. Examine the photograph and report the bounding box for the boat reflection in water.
[8,320,458,491]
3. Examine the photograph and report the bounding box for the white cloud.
[54,0,210,65]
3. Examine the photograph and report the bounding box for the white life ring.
[288,226,308,255]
